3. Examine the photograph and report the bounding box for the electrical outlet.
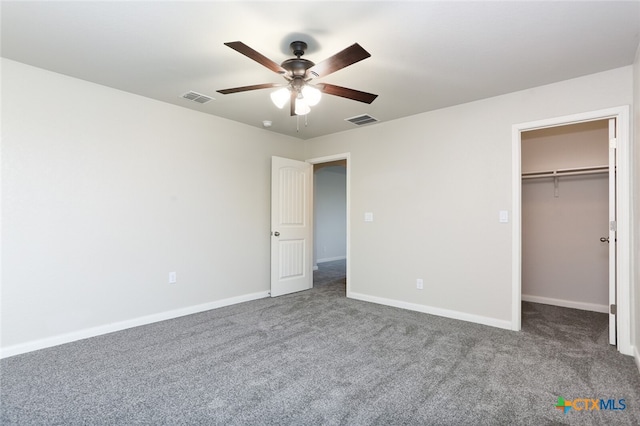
[416,278,424,290]
[169,272,177,284]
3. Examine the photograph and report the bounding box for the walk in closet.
[521,120,609,313]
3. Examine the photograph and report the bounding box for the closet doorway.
[521,120,610,342]
[512,106,632,356]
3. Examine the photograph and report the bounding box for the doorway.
[308,153,351,295]
[511,106,632,356]
[521,120,610,343]
[312,160,347,288]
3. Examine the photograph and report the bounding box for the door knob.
[273,231,280,237]
[600,237,609,243]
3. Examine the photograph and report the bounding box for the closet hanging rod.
[522,165,609,180]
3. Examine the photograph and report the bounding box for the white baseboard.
[522,294,608,313]
[0,291,270,359]
[317,256,346,263]
[347,291,512,330]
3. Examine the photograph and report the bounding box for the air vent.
[345,114,378,126]
[181,91,214,104]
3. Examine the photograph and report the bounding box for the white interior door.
[607,118,617,346]
[271,156,312,297]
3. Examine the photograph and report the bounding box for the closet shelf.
[522,165,609,180]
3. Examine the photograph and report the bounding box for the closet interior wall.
[521,120,609,312]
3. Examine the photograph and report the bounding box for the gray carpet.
[313,259,348,286]
[2,263,639,425]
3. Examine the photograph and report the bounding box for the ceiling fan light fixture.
[270,87,289,109]
[301,85,321,106]
[295,97,311,115]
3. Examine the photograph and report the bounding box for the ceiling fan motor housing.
[281,58,315,77]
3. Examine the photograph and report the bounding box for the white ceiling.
[2,1,639,140]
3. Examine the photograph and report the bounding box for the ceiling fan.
[217,41,378,116]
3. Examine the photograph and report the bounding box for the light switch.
[499,210,509,223]
[364,212,374,222]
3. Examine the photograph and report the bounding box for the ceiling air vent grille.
[345,114,378,126]
[181,91,214,104]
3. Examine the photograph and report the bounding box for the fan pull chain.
[295,114,309,132]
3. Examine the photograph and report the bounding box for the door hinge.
[610,304,617,315]
[609,221,617,232]
[609,138,617,149]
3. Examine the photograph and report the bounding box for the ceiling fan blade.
[217,83,281,95]
[318,83,378,104]
[224,41,286,75]
[307,43,371,79]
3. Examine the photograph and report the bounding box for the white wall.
[521,122,609,311]
[314,165,346,263]
[1,59,303,355]
[305,66,633,329]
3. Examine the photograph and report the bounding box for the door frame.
[511,106,632,356]
[307,153,351,296]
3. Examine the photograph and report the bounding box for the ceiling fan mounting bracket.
[279,41,316,78]
[289,41,307,57]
